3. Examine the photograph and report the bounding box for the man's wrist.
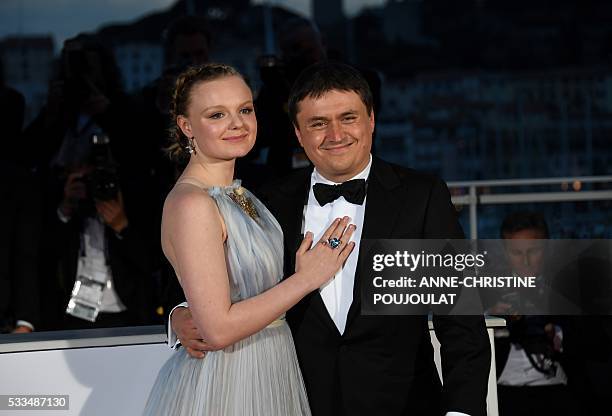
[14,320,34,332]
[57,206,72,223]
[113,224,129,240]
[167,302,189,349]
[111,218,129,235]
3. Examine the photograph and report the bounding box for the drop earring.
[186,137,197,155]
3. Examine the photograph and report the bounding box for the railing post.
[469,185,478,240]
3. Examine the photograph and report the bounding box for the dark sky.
[0,0,177,48]
[0,0,386,51]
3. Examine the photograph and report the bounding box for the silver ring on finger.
[327,237,341,249]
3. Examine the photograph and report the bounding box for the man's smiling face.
[293,89,374,183]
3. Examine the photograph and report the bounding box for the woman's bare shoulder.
[162,182,225,240]
[164,183,218,217]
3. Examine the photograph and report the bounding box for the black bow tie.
[313,179,367,206]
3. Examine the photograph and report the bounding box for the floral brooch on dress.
[228,186,259,220]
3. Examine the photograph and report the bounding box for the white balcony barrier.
[0,319,505,415]
[448,175,612,239]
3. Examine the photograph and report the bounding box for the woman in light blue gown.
[143,63,355,415]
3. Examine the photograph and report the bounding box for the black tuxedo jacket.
[258,157,491,416]
[0,163,41,331]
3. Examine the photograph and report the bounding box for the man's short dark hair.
[500,211,550,239]
[288,61,373,126]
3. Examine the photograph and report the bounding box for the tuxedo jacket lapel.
[280,180,309,276]
[271,168,340,334]
[346,157,405,329]
[361,157,403,240]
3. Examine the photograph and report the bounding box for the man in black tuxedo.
[170,61,490,416]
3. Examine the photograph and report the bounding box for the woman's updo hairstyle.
[167,63,244,161]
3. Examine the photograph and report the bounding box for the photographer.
[43,135,154,330]
[56,165,146,329]
[493,212,579,415]
[22,34,156,329]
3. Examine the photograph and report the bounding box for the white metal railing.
[448,176,612,239]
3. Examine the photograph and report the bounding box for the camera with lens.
[83,133,119,202]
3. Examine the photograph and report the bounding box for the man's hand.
[545,322,563,353]
[96,192,129,233]
[171,307,215,359]
[59,170,89,218]
[12,325,33,334]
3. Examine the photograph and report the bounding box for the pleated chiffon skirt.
[143,322,311,415]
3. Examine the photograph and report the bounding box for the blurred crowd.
[0,13,610,416]
[0,15,379,333]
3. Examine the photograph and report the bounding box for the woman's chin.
[223,147,255,161]
[200,141,256,162]
[232,142,257,159]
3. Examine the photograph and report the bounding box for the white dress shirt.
[497,342,568,386]
[81,217,126,313]
[304,156,371,334]
[58,210,127,314]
